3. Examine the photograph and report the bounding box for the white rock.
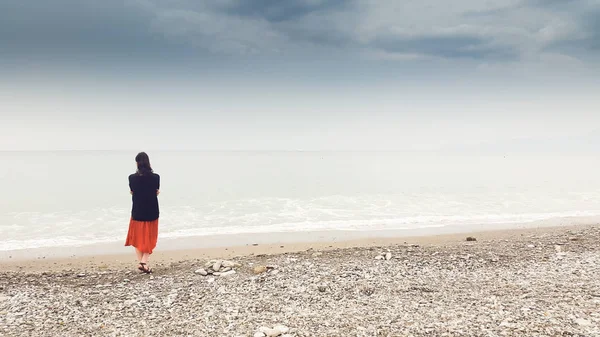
[195,269,208,276]
[221,267,232,273]
[527,244,535,248]
[259,327,281,337]
[375,255,385,260]
[220,270,236,277]
[213,260,223,271]
[575,318,592,326]
[222,260,236,268]
[205,260,215,268]
[274,325,290,334]
[253,333,266,337]
[385,252,392,260]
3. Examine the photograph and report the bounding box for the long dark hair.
[135,152,153,175]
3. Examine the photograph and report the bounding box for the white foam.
[2,208,600,251]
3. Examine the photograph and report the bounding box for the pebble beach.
[1,225,599,336]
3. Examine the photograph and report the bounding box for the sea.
[1,151,600,252]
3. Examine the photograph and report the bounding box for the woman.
[125,152,160,274]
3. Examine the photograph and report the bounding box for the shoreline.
[1,221,596,273]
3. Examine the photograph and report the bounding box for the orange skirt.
[124,218,159,254]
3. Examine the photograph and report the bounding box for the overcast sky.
[1,0,598,151]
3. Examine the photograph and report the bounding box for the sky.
[1,0,599,151]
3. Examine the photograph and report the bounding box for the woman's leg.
[135,248,143,262]
[141,253,150,264]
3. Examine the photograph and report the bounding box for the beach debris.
[466,237,477,242]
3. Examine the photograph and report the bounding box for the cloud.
[217,0,353,23]
[0,0,598,67]
[370,33,517,60]
[0,1,172,56]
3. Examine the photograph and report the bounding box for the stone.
[259,327,281,337]
[221,267,232,273]
[385,252,392,260]
[212,260,223,272]
[77,273,86,277]
[253,333,266,337]
[375,255,385,260]
[220,270,236,277]
[195,269,208,276]
[222,260,236,268]
[253,266,268,274]
[274,325,290,334]
[527,244,535,248]
[466,237,477,242]
[575,318,591,326]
